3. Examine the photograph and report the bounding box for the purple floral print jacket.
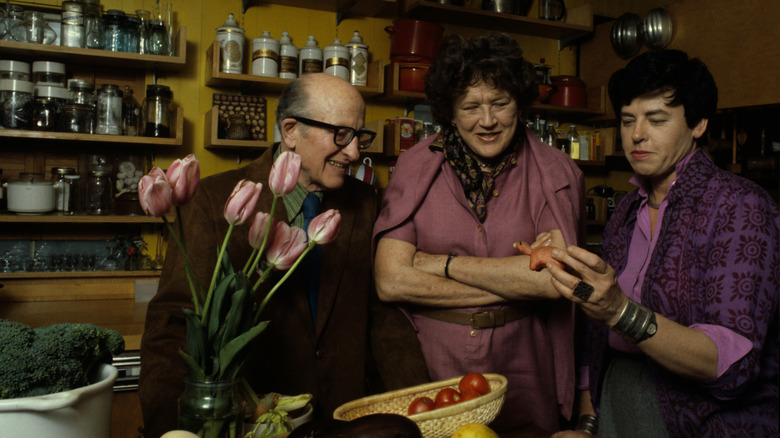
[589,148,779,437]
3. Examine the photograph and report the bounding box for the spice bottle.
[567,124,580,160]
[278,31,297,79]
[298,35,322,75]
[345,31,369,86]
[323,39,349,81]
[251,31,280,77]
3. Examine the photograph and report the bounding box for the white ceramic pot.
[6,177,55,214]
[0,364,118,438]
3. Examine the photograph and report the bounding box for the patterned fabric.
[430,128,518,222]
[589,148,779,437]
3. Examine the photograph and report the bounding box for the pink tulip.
[224,180,263,226]
[166,154,200,206]
[138,167,173,217]
[248,212,271,249]
[265,222,307,270]
[307,209,341,245]
[269,151,301,196]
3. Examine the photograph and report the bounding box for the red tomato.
[407,396,435,415]
[434,387,462,408]
[458,373,491,396]
[460,389,482,401]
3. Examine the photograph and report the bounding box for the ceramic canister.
[251,31,280,77]
[323,39,349,81]
[278,31,298,79]
[299,35,323,75]
[216,13,245,74]
[345,31,369,86]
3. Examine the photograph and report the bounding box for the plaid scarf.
[430,128,520,222]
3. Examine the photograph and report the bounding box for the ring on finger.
[572,281,594,302]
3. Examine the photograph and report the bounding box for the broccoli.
[0,319,125,399]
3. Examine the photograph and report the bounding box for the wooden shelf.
[242,0,397,17]
[204,107,272,151]
[381,62,427,103]
[0,270,160,279]
[204,41,384,98]
[0,27,187,72]
[0,213,174,224]
[0,107,184,147]
[399,1,592,45]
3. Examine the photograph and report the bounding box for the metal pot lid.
[642,8,673,50]
[611,13,643,59]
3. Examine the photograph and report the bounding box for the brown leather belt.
[413,307,531,329]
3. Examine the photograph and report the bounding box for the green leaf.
[207,272,239,342]
[218,275,252,350]
[182,308,207,367]
[178,349,206,380]
[218,320,269,380]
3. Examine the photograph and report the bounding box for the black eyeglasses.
[290,116,376,150]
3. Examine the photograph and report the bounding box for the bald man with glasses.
[139,74,429,438]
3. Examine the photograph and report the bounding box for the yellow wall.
[57,0,579,184]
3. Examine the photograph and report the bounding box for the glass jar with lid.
[142,84,173,137]
[32,85,68,131]
[60,1,85,48]
[87,160,112,215]
[101,9,127,52]
[51,167,76,212]
[0,60,31,81]
[58,103,91,133]
[10,11,57,45]
[32,61,67,88]
[124,14,140,53]
[95,83,123,135]
[0,79,34,129]
[82,0,101,49]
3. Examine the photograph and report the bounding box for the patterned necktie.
[302,193,322,324]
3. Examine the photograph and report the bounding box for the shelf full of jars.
[204,14,384,150]
[0,1,186,70]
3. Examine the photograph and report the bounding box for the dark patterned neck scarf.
[430,128,520,222]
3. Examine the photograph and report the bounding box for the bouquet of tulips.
[137,152,341,384]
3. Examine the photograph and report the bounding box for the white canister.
[323,39,349,81]
[215,13,245,74]
[345,31,369,86]
[278,31,298,79]
[298,35,322,75]
[251,31,280,78]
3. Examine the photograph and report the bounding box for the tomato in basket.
[434,387,462,408]
[460,389,482,401]
[458,372,491,396]
[407,396,435,415]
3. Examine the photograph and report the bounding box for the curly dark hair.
[608,49,718,130]
[424,33,538,127]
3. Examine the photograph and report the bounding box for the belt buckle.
[470,311,492,329]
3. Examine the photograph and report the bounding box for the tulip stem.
[245,195,280,277]
[202,224,235,323]
[163,215,203,314]
[255,242,315,321]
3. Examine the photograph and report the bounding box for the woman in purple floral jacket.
[548,50,779,438]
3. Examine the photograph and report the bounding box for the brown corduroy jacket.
[138,146,428,437]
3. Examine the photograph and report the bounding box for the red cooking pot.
[385,19,444,64]
[549,75,586,108]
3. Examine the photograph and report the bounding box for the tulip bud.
[269,151,301,196]
[248,212,271,249]
[138,167,173,217]
[224,180,263,226]
[166,154,200,206]
[307,209,341,245]
[265,222,307,270]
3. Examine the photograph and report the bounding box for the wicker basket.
[333,374,507,438]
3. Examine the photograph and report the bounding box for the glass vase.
[178,378,241,438]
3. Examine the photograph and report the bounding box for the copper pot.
[549,75,586,108]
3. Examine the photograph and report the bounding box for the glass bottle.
[147,18,168,55]
[87,169,112,215]
[567,124,580,160]
[10,11,57,44]
[557,124,570,155]
[83,0,102,49]
[2,6,25,41]
[63,174,80,215]
[124,15,140,53]
[0,79,34,129]
[51,167,76,212]
[544,120,558,148]
[122,85,140,136]
[95,83,123,135]
[135,10,151,54]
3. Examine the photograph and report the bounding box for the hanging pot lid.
[642,8,673,50]
[611,12,643,59]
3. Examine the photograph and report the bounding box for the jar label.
[280,56,298,75]
[252,49,279,62]
[325,57,349,69]
[301,59,323,73]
